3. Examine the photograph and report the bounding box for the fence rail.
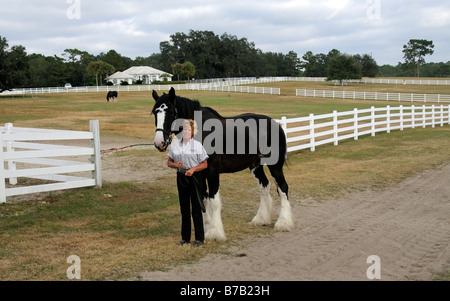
[0,120,101,203]
[296,89,450,104]
[188,76,328,84]
[277,104,450,153]
[349,78,450,86]
[1,83,281,96]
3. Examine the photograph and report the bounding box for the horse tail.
[276,121,289,168]
[282,127,289,167]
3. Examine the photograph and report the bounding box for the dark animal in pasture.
[106,91,118,102]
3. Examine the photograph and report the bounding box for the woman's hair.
[183,119,197,138]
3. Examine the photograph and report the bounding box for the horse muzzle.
[154,128,172,152]
[154,141,169,152]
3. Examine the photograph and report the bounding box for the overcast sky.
[1,0,449,66]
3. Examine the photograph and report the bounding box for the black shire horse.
[106,91,118,102]
[152,88,293,241]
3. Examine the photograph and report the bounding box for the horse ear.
[152,90,159,101]
[168,87,176,105]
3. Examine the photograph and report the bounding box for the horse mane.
[203,106,224,119]
[176,96,225,120]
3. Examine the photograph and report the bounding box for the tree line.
[1,32,448,91]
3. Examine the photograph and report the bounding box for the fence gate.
[0,120,102,203]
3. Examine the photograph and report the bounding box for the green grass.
[0,81,449,280]
[432,266,450,281]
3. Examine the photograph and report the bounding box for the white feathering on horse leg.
[203,197,212,231]
[251,182,273,226]
[274,187,294,232]
[204,191,226,241]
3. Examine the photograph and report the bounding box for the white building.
[107,66,172,85]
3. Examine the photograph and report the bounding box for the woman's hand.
[168,157,183,169]
[184,160,207,176]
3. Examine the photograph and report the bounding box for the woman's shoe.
[177,240,190,245]
[193,240,204,247]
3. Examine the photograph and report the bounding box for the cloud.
[1,0,448,65]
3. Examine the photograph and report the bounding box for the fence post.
[0,133,6,203]
[90,120,102,188]
[386,106,391,133]
[333,110,338,146]
[400,105,404,131]
[309,114,315,152]
[371,106,375,136]
[280,116,287,139]
[422,105,426,128]
[448,105,450,125]
[432,105,435,128]
[412,105,415,128]
[5,123,17,185]
[354,108,358,140]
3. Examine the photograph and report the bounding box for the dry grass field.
[1,81,449,280]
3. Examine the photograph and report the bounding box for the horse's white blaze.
[203,191,226,241]
[153,106,166,148]
[274,187,294,232]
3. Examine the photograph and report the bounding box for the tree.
[0,36,30,91]
[159,73,171,82]
[171,63,183,81]
[284,51,301,76]
[98,50,129,71]
[355,54,379,77]
[327,53,362,85]
[62,48,87,63]
[300,51,328,77]
[402,39,434,77]
[62,48,93,86]
[182,61,196,80]
[100,63,115,84]
[87,61,105,86]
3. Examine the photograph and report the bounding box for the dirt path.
[139,163,450,281]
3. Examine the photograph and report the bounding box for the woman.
[167,119,209,247]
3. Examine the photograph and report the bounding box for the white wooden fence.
[0,120,101,203]
[188,84,280,95]
[296,89,450,104]
[189,76,328,84]
[277,104,450,153]
[348,78,450,86]
[1,83,280,96]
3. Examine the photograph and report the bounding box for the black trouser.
[177,171,205,242]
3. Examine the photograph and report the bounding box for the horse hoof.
[274,219,294,232]
[250,216,271,226]
[205,229,226,241]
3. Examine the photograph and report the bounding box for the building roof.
[108,66,172,79]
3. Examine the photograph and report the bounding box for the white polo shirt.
[168,138,209,170]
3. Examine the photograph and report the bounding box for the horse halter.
[154,106,178,146]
